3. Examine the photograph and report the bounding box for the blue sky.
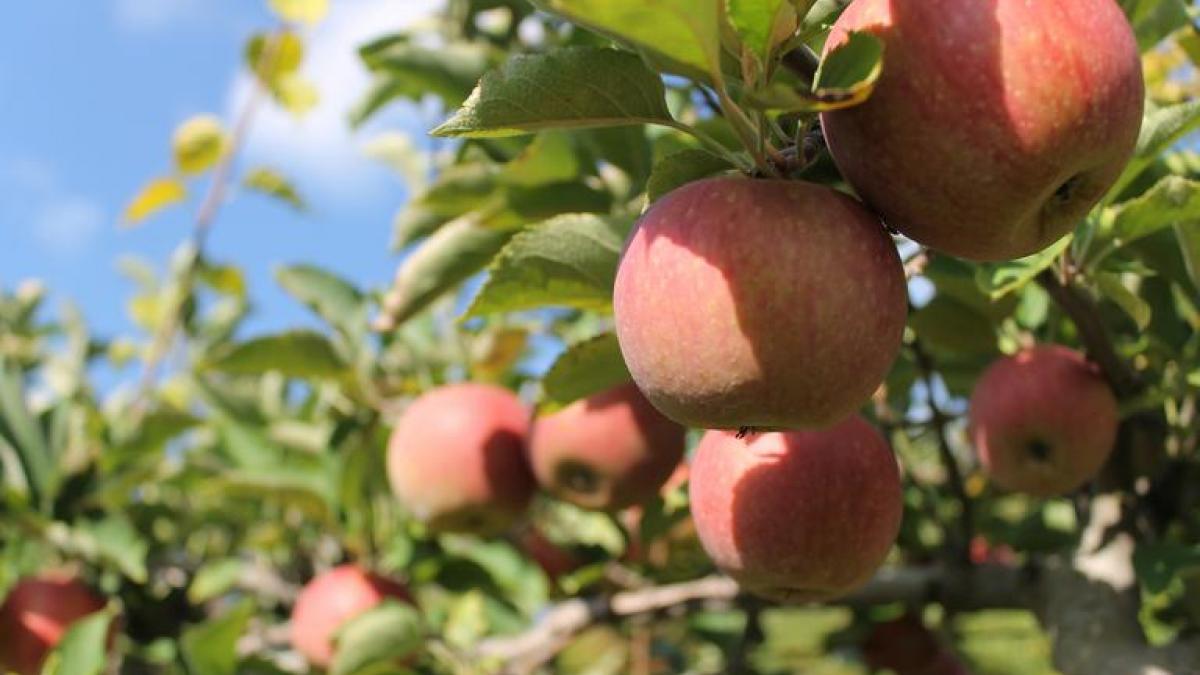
[0,0,443,342]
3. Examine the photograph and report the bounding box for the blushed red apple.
[613,177,906,430]
[0,574,108,675]
[290,564,414,669]
[387,383,536,534]
[821,0,1143,261]
[969,345,1119,496]
[529,383,685,510]
[689,416,903,602]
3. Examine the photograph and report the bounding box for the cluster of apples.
[612,0,1140,601]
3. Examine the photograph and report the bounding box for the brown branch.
[1035,270,1142,399]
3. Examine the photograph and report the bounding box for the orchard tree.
[1,0,1199,674]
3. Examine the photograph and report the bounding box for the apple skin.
[290,565,413,669]
[387,383,536,535]
[529,383,685,510]
[969,345,1119,497]
[689,416,903,602]
[820,0,1144,261]
[0,574,108,675]
[613,176,907,430]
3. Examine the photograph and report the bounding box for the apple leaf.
[44,609,116,675]
[173,115,228,176]
[1111,99,1200,200]
[647,149,736,203]
[1106,176,1200,249]
[432,48,675,138]
[377,215,517,329]
[187,558,244,604]
[1134,542,1200,595]
[352,41,491,124]
[1095,273,1152,330]
[1175,222,1200,290]
[529,0,723,80]
[243,166,306,212]
[181,600,255,675]
[123,177,187,226]
[543,333,632,405]
[975,235,1073,300]
[747,31,882,112]
[275,264,367,337]
[727,0,805,67]
[268,0,328,25]
[499,132,583,187]
[205,330,348,379]
[463,214,633,319]
[330,601,424,675]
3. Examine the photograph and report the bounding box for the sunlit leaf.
[123,177,187,226]
[206,331,347,379]
[268,0,329,25]
[173,115,228,175]
[243,167,306,211]
[543,333,631,405]
[331,602,424,675]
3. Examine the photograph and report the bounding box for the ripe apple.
[290,564,413,668]
[689,416,903,602]
[0,574,108,675]
[969,345,1119,496]
[613,177,907,430]
[387,383,536,534]
[529,383,685,510]
[820,0,1144,261]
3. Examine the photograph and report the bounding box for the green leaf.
[268,0,328,24]
[45,609,114,675]
[123,177,187,226]
[530,0,723,79]
[188,558,244,604]
[499,133,583,187]
[727,0,803,66]
[243,167,306,212]
[331,602,424,675]
[1106,176,1200,251]
[0,360,53,509]
[646,149,735,203]
[73,515,149,583]
[1095,273,1152,330]
[205,331,348,379]
[910,296,998,355]
[275,264,366,335]
[748,31,882,112]
[975,235,1073,300]
[353,41,491,123]
[543,333,632,405]
[1124,0,1190,50]
[246,31,304,83]
[432,47,674,138]
[181,600,255,675]
[377,216,517,329]
[1134,543,1200,595]
[1175,222,1200,289]
[173,116,228,175]
[1112,100,1200,200]
[464,214,632,318]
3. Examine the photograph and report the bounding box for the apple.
[387,383,536,534]
[290,564,413,669]
[613,176,907,430]
[689,416,903,602]
[0,574,108,675]
[820,0,1144,261]
[969,345,1119,496]
[529,383,685,510]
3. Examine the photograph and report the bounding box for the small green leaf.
[543,333,632,405]
[74,515,149,583]
[1134,543,1200,595]
[910,296,998,355]
[646,149,735,203]
[1112,99,1200,200]
[206,331,347,379]
[243,167,306,211]
[330,602,423,675]
[246,31,304,83]
[377,215,517,329]
[353,41,490,123]
[433,48,674,138]
[275,264,366,335]
[181,600,255,675]
[45,609,115,675]
[1175,221,1200,289]
[747,31,882,112]
[727,0,803,66]
[499,133,582,187]
[531,0,723,79]
[188,558,244,604]
[975,236,1073,300]
[1105,177,1200,251]
[464,214,632,318]
[1095,273,1152,330]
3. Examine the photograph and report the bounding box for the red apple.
[820,0,1143,261]
[0,574,108,675]
[529,383,685,510]
[689,416,903,602]
[969,345,1119,496]
[290,565,414,669]
[387,383,536,534]
[613,177,907,430]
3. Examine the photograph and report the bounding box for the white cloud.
[113,0,204,33]
[0,158,107,260]
[233,0,446,205]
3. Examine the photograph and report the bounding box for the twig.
[1035,270,1142,399]
[909,337,975,563]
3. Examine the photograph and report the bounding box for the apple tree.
[1,0,1200,674]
